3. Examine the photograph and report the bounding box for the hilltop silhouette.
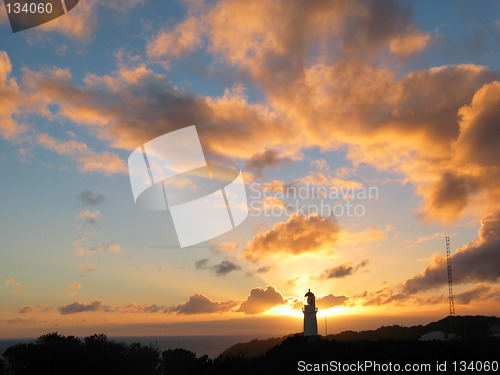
[220,315,500,358]
[0,316,498,375]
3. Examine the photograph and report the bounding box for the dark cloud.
[211,260,241,276]
[121,304,165,313]
[245,149,291,176]
[317,260,369,280]
[194,258,209,270]
[455,285,491,305]
[169,294,238,314]
[77,190,106,206]
[426,172,478,223]
[255,266,272,274]
[18,306,33,314]
[4,318,35,325]
[361,288,444,307]
[403,210,500,293]
[455,81,500,167]
[58,300,103,315]
[237,286,286,314]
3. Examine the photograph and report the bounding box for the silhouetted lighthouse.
[303,289,318,336]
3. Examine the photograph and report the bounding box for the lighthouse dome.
[305,289,315,297]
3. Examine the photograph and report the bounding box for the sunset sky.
[1,0,500,339]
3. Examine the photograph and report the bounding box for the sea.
[0,335,264,359]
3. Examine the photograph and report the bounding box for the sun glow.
[263,303,358,318]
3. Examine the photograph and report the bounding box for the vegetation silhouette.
[1,316,498,375]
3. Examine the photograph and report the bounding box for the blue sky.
[1,0,500,338]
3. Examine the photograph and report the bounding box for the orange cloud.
[65,283,82,291]
[76,210,102,225]
[4,278,25,295]
[0,51,27,141]
[75,243,121,256]
[242,213,340,261]
[1,0,498,231]
[4,278,20,286]
[389,32,432,58]
[360,287,444,307]
[169,294,239,314]
[236,286,286,314]
[147,17,204,63]
[37,133,127,175]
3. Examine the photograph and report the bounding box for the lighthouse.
[303,289,318,336]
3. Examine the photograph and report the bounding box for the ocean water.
[0,335,265,359]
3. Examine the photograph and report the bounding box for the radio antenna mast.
[446,236,455,331]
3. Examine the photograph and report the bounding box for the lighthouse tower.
[303,289,318,336]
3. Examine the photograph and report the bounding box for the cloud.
[360,283,500,308]
[65,283,82,291]
[76,210,102,225]
[58,300,103,315]
[389,32,432,58]
[455,80,500,167]
[36,0,97,41]
[75,242,121,256]
[403,210,500,293]
[0,51,26,141]
[360,287,444,307]
[242,213,340,260]
[37,133,127,176]
[121,303,165,314]
[317,260,369,280]
[292,294,349,310]
[9,285,25,296]
[169,294,238,314]
[286,276,300,287]
[211,260,241,276]
[4,279,25,295]
[254,266,272,274]
[4,278,20,286]
[194,258,209,270]
[2,0,499,234]
[77,190,106,206]
[455,284,500,305]
[3,318,35,325]
[147,17,204,64]
[18,306,33,314]
[245,149,292,176]
[236,286,286,314]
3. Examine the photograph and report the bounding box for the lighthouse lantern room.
[302,289,318,336]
